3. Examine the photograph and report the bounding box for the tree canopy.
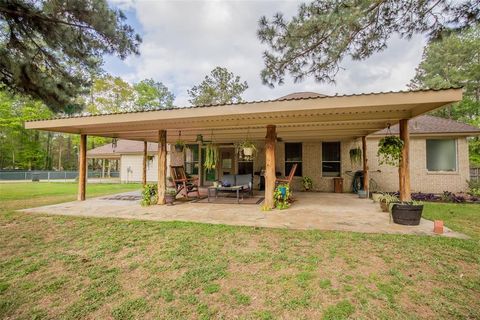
[188,67,248,106]
[0,0,141,113]
[134,79,175,110]
[257,0,480,86]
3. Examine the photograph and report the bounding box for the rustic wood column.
[198,142,203,187]
[157,130,167,205]
[264,125,276,209]
[399,119,411,201]
[142,141,147,187]
[78,134,87,201]
[362,136,369,196]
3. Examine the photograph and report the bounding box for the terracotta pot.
[380,200,389,212]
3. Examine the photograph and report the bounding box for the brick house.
[87,108,480,194]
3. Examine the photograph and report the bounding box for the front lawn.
[0,185,479,319]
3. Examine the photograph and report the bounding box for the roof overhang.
[25,88,463,143]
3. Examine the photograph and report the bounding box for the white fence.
[0,170,119,181]
[471,167,480,182]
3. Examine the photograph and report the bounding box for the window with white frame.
[426,139,457,172]
[322,142,341,177]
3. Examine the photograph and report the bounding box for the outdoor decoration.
[204,143,219,171]
[302,176,313,191]
[140,184,158,206]
[377,135,404,166]
[274,183,291,209]
[349,143,362,166]
[236,139,257,160]
[390,201,424,225]
[175,131,186,152]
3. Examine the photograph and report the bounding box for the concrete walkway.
[20,192,466,238]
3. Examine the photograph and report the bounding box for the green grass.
[0,184,479,319]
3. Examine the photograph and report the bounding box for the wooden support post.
[399,119,411,201]
[198,142,203,187]
[78,134,87,201]
[142,141,147,187]
[264,125,276,209]
[157,130,167,205]
[362,136,369,196]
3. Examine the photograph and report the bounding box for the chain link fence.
[0,170,119,181]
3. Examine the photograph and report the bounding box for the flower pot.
[391,203,423,225]
[380,200,389,212]
[175,145,184,152]
[165,194,175,206]
[358,190,368,198]
[372,193,382,203]
[243,147,254,157]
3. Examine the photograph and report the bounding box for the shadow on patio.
[20,191,466,238]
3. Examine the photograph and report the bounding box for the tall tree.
[0,0,141,112]
[87,75,135,114]
[188,67,248,106]
[133,79,175,110]
[257,0,480,86]
[409,25,480,165]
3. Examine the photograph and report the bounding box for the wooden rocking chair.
[170,166,200,199]
[275,163,298,188]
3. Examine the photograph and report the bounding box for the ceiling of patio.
[25,88,462,143]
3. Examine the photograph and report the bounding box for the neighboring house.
[87,92,480,194]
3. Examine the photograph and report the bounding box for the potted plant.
[378,194,398,212]
[236,140,257,160]
[302,176,313,191]
[174,140,186,152]
[390,201,424,225]
[371,192,383,203]
[274,183,291,209]
[165,187,177,205]
[349,146,362,166]
[204,143,218,171]
[377,136,404,166]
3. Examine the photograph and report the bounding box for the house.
[25,87,471,207]
[87,111,480,194]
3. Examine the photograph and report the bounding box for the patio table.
[207,185,245,204]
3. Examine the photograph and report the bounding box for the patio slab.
[20,191,467,238]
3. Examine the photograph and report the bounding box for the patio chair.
[170,166,200,199]
[275,163,298,188]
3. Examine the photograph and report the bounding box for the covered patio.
[20,191,466,238]
[25,88,463,208]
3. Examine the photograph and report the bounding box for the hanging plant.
[204,143,218,171]
[174,140,186,152]
[349,147,362,166]
[235,140,257,160]
[377,136,404,166]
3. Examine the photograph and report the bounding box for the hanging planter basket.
[377,135,404,166]
[175,143,185,152]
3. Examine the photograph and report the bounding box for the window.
[185,144,199,175]
[322,142,341,177]
[426,139,457,171]
[285,143,302,176]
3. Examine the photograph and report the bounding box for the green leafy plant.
[204,143,218,171]
[274,183,291,209]
[349,147,362,166]
[235,140,257,160]
[302,176,313,191]
[174,140,186,152]
[141,184,158,206]
[377,136,404,166]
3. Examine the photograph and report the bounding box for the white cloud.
[106,0,428,106]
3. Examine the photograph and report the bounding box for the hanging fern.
[377,136,404,166]
[349,147,362,166]
[204,143,218,171]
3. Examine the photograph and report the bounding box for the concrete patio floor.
[20,192,466,238]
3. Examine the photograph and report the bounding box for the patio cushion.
[235,174,252,189]
[221,174,235,187]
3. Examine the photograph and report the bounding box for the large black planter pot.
[391,204,423,225]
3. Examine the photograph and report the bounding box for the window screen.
[322,142,341,177]
[285,143,302,176]
[426,139,456,171]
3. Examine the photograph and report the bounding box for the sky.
[105,0,428,107]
